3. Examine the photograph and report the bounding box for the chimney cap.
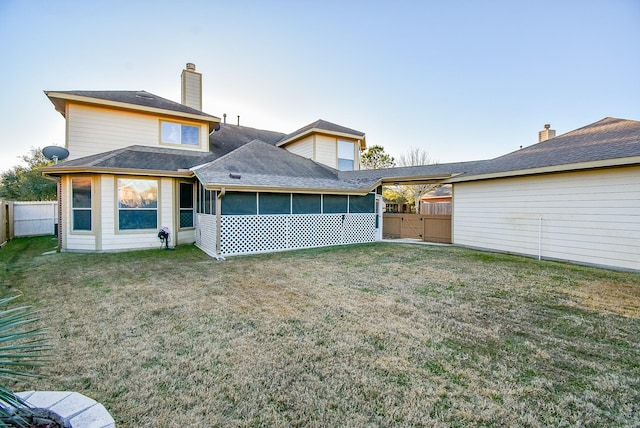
[544,123,551,129]
[185,62,196,71]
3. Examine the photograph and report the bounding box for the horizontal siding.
[453,166,640,271]
[67,104,208,159]
[315,135,336,168]
[285,136,314,159]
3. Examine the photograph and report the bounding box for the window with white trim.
[117,178,158,230]
[161,121,199,146]
[338,140,355,171]
[71,177,91,231]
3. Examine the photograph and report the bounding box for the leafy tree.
[0,148,56,201]
[360,145,395,170]
[395,147,439,214]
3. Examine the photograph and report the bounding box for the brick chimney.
[538,124,556,142]
[181,62,202,111]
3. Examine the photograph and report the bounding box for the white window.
[117,178,158,230]
[71,177,91,231]
[338,140,355,171]
[161,121,199,146]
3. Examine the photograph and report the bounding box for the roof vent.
[135,91,154,99]
[229,173,241,179]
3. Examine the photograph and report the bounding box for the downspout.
[216,188,225,259]
[538,216,542,261]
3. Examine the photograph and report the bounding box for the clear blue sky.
[1,0,639,172]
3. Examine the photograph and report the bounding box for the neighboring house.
[41,63,639,271]
[446,118,640,271]
[420,185,451,215]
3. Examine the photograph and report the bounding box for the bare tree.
[396,147,438,214]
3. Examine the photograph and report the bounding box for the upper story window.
[338,140,355,171]
[160,121,199,146]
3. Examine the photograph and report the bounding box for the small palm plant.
[0,295,49,428]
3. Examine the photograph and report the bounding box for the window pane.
[180,210,194,228]
[292,194,321,214]
[119,210,157,230]
[349,193,375,213]
[73,210,91,231]
[338,140,354,160]
[337,159,354,171]
[72,178,91,208]
[181,125,199,146]
[180,183,194,208]
[161,121,181,144]
[323,195,348,213]
[259,193,290,214]
[221,192,257,215]
[118,179,157,209]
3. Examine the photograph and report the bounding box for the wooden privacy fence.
[383,213,452,244]
[0,200,14,246]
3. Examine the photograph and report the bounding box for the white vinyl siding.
[453,166,640,271]
[315,135,337,168]
[66,104,208,159]
[284,136,314,159]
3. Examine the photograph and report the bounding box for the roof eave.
[277,128,366,149]
[444,156,640,183]
[201,183,378,195]
[45,91,221,130]
[378,174,453,185]
[41,165,195,178]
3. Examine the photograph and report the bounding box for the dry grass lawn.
[2,236,639,427]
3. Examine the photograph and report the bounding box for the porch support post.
[216,188,225,255]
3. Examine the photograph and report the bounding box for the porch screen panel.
[259,193,291,215]
[221,192,257,215]
[349,193,375,213]
[292,194,321,214]
[323,195,348,213]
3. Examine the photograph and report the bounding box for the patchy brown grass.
[2,236,640,427]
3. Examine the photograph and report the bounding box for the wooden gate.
[423,215,451,243]
[383,213,451,243]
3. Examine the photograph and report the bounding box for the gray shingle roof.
[47,90,219,119]
[209,123,286,158]
[344,117,640,183]
[278,119,365,145]
[454,117,640,178]
[43,117,639,191]
[46,145,217,172]
[194,140,378,192]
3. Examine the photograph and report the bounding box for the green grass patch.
[1,237,638,427]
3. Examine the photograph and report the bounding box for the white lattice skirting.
[197,213,376,256]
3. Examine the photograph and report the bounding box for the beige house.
[41,63,639,271]
[447,119,640,271]
[42,64,381,257]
